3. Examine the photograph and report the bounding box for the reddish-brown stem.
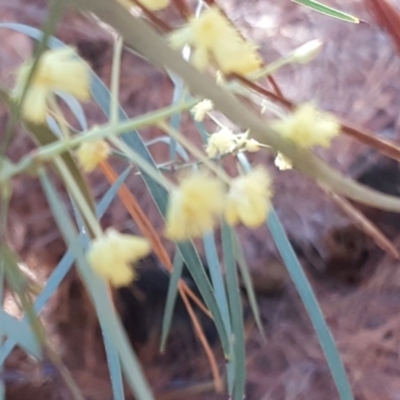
[234,74,400,163]
[365,0,400,53]
[266,75,284,98]
[233,73,294,109]
[325,188,399,259]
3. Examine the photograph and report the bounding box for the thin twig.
[325,188,399,259]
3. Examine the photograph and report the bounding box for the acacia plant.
[1,1,400,399]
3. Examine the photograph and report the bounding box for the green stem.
[0,100,196,184]
[54,157,102,237]
[0,184,11,242]
[48,94,71,139]
[109,136,173,189]
[158,121,232,184]
[110,35,123,126]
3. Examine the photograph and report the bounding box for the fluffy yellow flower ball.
[206,128,237,158]
[76,140,110,173]
[87,229,151,287]
[165,171,226,241]
[272,103,340,149]
[225,166,273,228]
[13,47,91,124]
[191,99,213,121]
[274,152,293,171]
[169,6,262,76]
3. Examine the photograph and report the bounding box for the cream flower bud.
[76,140,110,173]
[225,166,273,228]
[191,99,214,121]
[206,128,237,158]
[87,229,151,287]
[272,103,340,149]
[291,39,323,64]
[169,6,262,76]
[165,171,226,241]
[243,138,261,153]
[274,152,293,171]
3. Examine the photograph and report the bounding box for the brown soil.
[2,0,400,399]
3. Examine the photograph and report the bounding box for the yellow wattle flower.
[191,99,213,121]
[13,47,91,124]
[225,166,273,228]
[165,171,226,241]
[206,128,237,158]
[169,6,262,76]
[272,103,340,149]
[87,229,151,287]
[77,140,110,173]
[274,152,293,171]
[243,138,261,153]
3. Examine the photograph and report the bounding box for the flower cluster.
[77,139,110,173]
[272,103,340,149]
[191,99,214,121]
[87,229,151,287]
[225,167,272,228]
[205,128,237,158]
[274,152,293,171]
[165,167,273,241]
[169,6,262,76]
[13,47,91,124]
[165,171,226,241]
[205,129,262,158]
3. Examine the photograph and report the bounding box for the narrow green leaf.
[177,242,230,356]
[39,169,154,400]
[238,153,353,399]
[203,233,231,337]
[221,223,245,399]
[103,325,124,400]
[231,231,265,340]
[292,0,359,23]
[145,136,189,162]
[56,92,88,131]
[96,166,133,219]
[0,245,44,356]
[0,372,4,400]
[0,260,5,400]
[0,309,41,359]
[160,251,184,352]
[267,208,353,400]
[0,166,131,365]
[168,71,185,160]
